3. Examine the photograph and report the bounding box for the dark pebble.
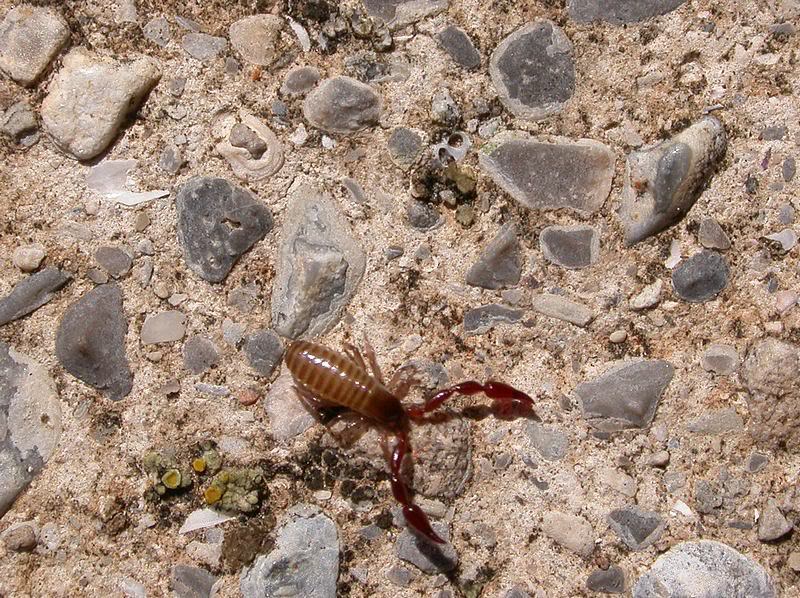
[671,250,729,303]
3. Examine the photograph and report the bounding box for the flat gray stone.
[143,16,171,47]
[396,523,457,573]
[95,246,132,278]
[1,101,38,146]
[303,76,382,135]
[539,225,600,269]
[479,133,614,214]
[576,359,674,432]
[281,66,320,96]
[0,343,61,517]
[526,421,569,461]
[463,304,523,335]
[465,223,521,289]
[671,250,729,303]
[758,503,792,541]
[182,33,227,62]
[0,5,70,86]
[686,408,743,435]
[264,369,316,442]
[697,217,731,250]
[363,0,448,27]
[272,186,365,339]
[633,540,776,598]
[229,14,283,66]
[568,0,686,23]
[171,564,217,598]
[41,48,161,161]
[55,284,132,400]
[241,509,339,598]
[176,176,273,283]
[541,511,595,557]
[700,343,738,374]
[587,566,625,594]
[489,21,575,120]
[407,200,442,231]
[388,127,423,170]
[607,506,665,551]
[531,294,593,327]
[182,336,220,374]
[141,310,186,345]
[437,25,480,69]
[619,117,727,245]
[0,268,71,326]
[243,330,284,377]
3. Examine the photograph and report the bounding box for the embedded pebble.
[608,506,665,551]
[386,566,414,587]
[586,566,625,594]
[526,422,569,461]
[303,76,382,134]
[430,89,461,127]
[747,452,769,474]
[264,369,316,442]
[489,21,575,120]
[407,200,442,231]
[630,280,662,310]
[697,217,731,250]
[171,564,217,598]
[388,127,423,170]
[95,246,132,278]
[463,304,524,335]
[182,33,227,62]
[55,284,132,400]
[758,503,792,541]
[783,157,796,182]
[540,225,599,269]
[395,523,458,573]
[686,408,743,435]
[182,336,220,374]
[541,511,595,557]
[11,244,46,272]
[700,343,738,374]
[479,134,614,214]
[0,343,61,517]
[281,66,320,96]
[569,0,686,23]
[465,223,521,289]
[775,290,798,314]
[531,294,593,327]
[2,100,38,146]
[671,250,729,302]
[143,16,171,47]
[596,467,637,498]
[0,267,71,326]
[176,177,273,283]
[140,311,186,345]
[41,48,161,160]
[159,145,185,174]
[229,14,283,66]
[576,359,674,432]
[437,25,480,70]
[2,523,37,552]
[243,330,284,377]
[609,330,627,344]
[0,5,70,86]
[765,228,798,252]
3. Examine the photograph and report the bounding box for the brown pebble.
[238,387,260,406]
[134,212,151,232]
[3,524,37,552]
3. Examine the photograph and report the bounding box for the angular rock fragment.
[264,369,316,442]
[607,506,665,551]
[182,336,220,374]
[568,0,686,24]
[700,344,738,374]
[1,101,38,146]
[697,217,730,250]
[587,566,625,594]
[686,408,743,435]
[437,25,480,69]
[479,133,614,214]
[541,511,595,557]
[490,21,574,120]
[527,422,569,461]
[671,250,729,303]
[0,268,71,326]
[0,5,70,87]
[55,284,132,400]
[182,33,227,62]
[633,541,776,598]
[141,311,186,345]
[303,76,382,135]
[619,117,727,245]
[0,343,61,517]
[363,0,448,27]
[463,304,523,335]
[229,15,283,66]
[396,523,457,573]
[41,48,161,160]
[272,187,365,339]
[406,200,442,231]
[758,503,792,542]
[243,330,284,377]
[95,246,132,278]
[388,127,423,170]
[143,16,171,47]
[531,294,593,327]
[171,565,217,598]
[575,359,674,432]
[465,223,521,289]
[539,225,599,269]
[241,508,339,598]
[176,177,273,283]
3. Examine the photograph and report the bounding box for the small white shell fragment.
[216,112,284,182]
[665,239,682,269]
[287,17,311,52]
[179,508,235,534]
[670,500,694,518]
[765,228,798,252]
[87,159,169,207]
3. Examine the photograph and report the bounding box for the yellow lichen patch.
[161,469,181,489]
[192,457,207,473]
[204,485,223,505]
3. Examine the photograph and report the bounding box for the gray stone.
[671,250,729,303]
[182,336,220,374]
[272,186,365,339]
[479,133,614,214]
[303,76,382,135]
[229,123,267,159]
[0,343,61,517]
[95,246,132,278]
[396,523,458,573]
[241,509,339,598]
[465,223,522,289]
[0,268,71,326]
[41,48,160,161]
[437,25,480,69]
[541,511,595,557]
[463,304,523,335]
[607,506,665,551]
[363,0,448,27]
[747,452,768,474]
[243,330,284,377]
[2,523,37,552]
[489,21,575,120]
[229,15,283,66]
[531,294,593,327]
[55,284,132,400]
[430,89,461,127]
[632,540,776,598]
[758,503,792,541]
[140,310,186,345]
[1,101,38,146]
[686,408,743,435]
[620,117,727,245]
[783,157,796,182]
[596,467,637,497]
[411,416,471,499]
[760,125,786,141]
[576,359,674,432]
[0,5,70,86]
[647,451,669,467]
[700,343,738,374]
[526,421,569,461]
[143,16,171,47]
[158,145,185,174]
[407,200,442,231]
[587,566,625,594]
[540,225,600,269]
[386,565,414,587]
[281,66,320,96]
[694,479,722,514]
[88,267,110,284]
[568,0,686,24]
[698,217,731,250]
[182,33,227,62]
[264,369,316,442]
[176,177,273,284]
[171,564,217,598]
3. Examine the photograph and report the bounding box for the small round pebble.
[609,330,627,344]
[12,244,46,272]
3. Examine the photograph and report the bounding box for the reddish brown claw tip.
[403,505,446,544]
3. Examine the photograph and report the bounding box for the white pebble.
[609,330,627,343]
[12,244,46,271]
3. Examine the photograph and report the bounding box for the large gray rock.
[241,508,339,598]
[633,541,776,597]
[489,21,575,120]
[0,343,62,517]
[539,225,600,269]
[479,133,614,214]
[41,48,161,160]
[303,76,382,135]
[576,360,674,432]
[619,117,726,246]
[568,0,686,24]
[0,268,71,326]
[465,223,522,289]
[0,5,70,87]
[176,177,273,284]
[55,284,133,401]
[272,186,365,339]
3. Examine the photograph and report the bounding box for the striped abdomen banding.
[285,340,405,426]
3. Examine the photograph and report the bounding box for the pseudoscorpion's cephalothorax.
[285,339,538,543]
